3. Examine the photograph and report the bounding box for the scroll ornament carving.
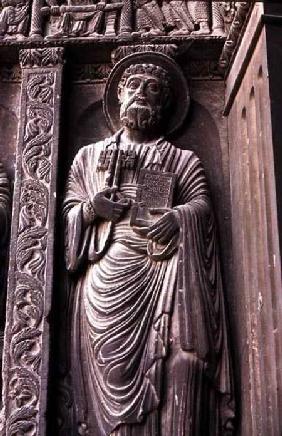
[7,368,39,435]
[19,47,64,68]
[2,62,55,436]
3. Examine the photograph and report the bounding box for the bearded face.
[118,73,166,132]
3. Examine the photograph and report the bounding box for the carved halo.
[104,52,190,136]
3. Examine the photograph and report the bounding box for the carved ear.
[162,89,172,111]
[117,85,124,104]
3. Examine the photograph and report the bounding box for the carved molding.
[1,47,63,436]
[70,63,112,83]
[219,2,254,70]
[0,0,255,65]
[19,47,64,68]
[70,58,223,84]
[112,44,179,63]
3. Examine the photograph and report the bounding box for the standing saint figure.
[63,52,235,436]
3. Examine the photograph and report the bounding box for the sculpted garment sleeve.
[63,147,95,272]
[175,151,235,431]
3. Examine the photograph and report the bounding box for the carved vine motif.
[19,180,49,230]
[19,47,64,67]
[7,367,39,436]
[24,107,53,180]
[1,49,60,436]
[21,74,54,180]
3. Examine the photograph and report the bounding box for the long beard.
[120,104,162,131]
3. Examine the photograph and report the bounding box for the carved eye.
[127,79,141,90]
[147,82,160,94]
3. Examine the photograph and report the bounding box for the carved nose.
[135,89,147,104]
[137,82,146,96]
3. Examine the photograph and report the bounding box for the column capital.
[19,47,65,69]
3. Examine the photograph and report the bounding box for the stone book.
[130,169,176,227]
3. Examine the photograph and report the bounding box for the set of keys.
[97,149,136,171]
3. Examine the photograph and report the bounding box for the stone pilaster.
[0,47,64,436]
[225,4,282,434]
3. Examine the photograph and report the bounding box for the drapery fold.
[63,135,235,435]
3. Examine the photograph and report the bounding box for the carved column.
[0,47,64,436]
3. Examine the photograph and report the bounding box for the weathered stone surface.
[0,47,64,436]
[225,4,282,435]
[0,2,281,436]
[62,51,235,435]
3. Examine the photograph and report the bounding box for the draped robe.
[63,131,235,436]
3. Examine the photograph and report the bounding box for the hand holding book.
[132,208,179,244]
[147,208,179,245]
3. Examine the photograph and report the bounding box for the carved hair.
[118,63,171,107]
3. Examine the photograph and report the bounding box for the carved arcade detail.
[0,47,63,436]
[0,0,247,42]
[33,0,234,39]
[0,1,253,73]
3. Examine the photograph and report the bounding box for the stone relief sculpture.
[31,0,123,39]
[0,0,30,39]
[29,0,236,39]
[0,47,64,436]
[162,0,193,36]
[134,0,165,37]
[46,0,104,38]
[187,1,231,36]
[63,51,235,435]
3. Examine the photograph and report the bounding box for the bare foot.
[211,28,226,37]
[191,23,210,35]
[170,28,190,36]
